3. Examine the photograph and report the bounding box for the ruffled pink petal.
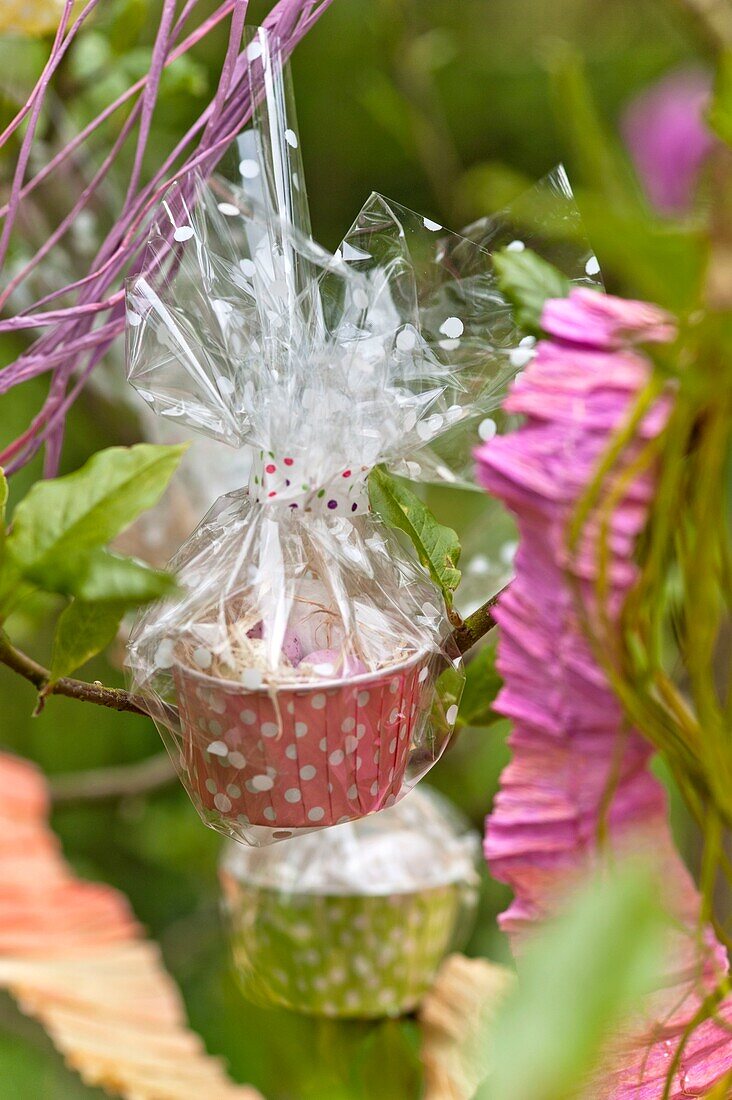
[477,290,732,1097]
[540,287,676,350]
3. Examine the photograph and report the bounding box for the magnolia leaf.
[49,600,129,682]
[17,546,175,603]
[0,751,261,1100]
[6,444,186,592]
[478,862,667,1100]
[458,642,502,729]
[493,248,570,335]
[48,551,175,681]
[70,550,175,603]
[369,467,461,603]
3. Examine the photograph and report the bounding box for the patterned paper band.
[248,452,371,514]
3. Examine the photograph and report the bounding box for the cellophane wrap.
[219,785,481,1017]
[125,29,599,846]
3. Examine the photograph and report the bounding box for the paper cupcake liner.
[224,883,463,1018]
[174,650,437,835]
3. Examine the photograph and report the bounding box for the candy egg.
[301,649,367,678]
[282,629,304,666]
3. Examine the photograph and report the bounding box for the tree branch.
[50,753,176,802]
[453,585,506,655]
[0,631,148,716]
[0,586,506,721]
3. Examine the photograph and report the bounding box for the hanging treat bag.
[219,785,481,1018]
[126,29,597,846]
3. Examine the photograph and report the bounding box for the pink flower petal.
[477,289,732,1096]
[622,66,716,215]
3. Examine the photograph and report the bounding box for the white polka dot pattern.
[224,882,465,1018]
[174,653,438,836]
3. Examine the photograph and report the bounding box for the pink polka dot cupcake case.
[130,491,464,847]
[174,647,441,839]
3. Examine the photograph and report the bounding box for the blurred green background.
[0,0,706,1096]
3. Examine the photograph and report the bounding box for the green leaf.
[69,31,112,82]
[368,467,461,603]
[71,550,176,603]
[458,642,502,728]
[477,861,667,1100]
[359,73,417,156]
[493,248,570,335]
[457,162,533,222]
[47,552,175,681]
[708,52,732,147]
[49,600,128,682]
[6,444,186,593]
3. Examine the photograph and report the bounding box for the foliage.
[492,248,570,335]
[369,466,462,606]
[0,0,728,1096]
[0,444,185,682]
[479,862,667,1100]
[457,641,502,729]
[369,466,506,732]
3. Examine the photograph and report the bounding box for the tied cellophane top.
[125,28,599,845]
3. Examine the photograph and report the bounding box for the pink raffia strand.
[0,0,333,476]
[477,286,732,1098]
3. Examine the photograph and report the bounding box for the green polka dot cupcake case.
[220,786,481,1017]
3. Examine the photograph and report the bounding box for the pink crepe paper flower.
[477,286,732,1097]
[622,66,716,215]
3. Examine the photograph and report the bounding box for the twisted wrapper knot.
[249,452,370,513]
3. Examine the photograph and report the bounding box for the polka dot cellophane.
[222,881,465,1018]
[173,651,437,837]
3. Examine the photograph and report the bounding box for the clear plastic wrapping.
[125,29,598,846]
[219,785,481,1017]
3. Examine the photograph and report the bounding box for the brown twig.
[453,586,506,655]
[50,752,176,802]
[0,586,505,723]
[0,631,148,716]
